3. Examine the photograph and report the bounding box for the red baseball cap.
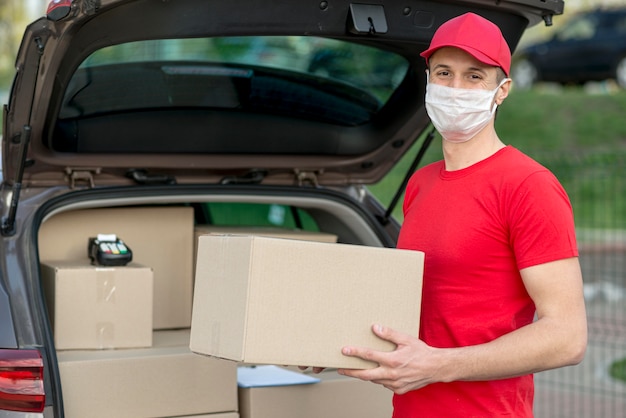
[420,13,511,76]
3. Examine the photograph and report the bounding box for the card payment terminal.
[88,234,133,266]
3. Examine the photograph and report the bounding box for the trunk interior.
[36,189,396,418]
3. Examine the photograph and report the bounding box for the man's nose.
[448,76,464,89]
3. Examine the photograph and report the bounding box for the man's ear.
[496,79,512,105]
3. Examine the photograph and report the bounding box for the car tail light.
[0,349,45,413]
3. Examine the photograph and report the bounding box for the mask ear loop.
[492,78,511,111]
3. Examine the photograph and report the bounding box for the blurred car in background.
[512,7,626,89]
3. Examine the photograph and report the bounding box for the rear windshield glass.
[60,36,409,124]
[201,203,320,230]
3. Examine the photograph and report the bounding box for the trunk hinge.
[65,167,101,189]
[295,170,320,187]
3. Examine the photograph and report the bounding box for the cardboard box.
[190,235,424,369]
[193,226,338,278]
[39,207,195,329]
[41,261,153,350]
[57,329,238,418]
[238,369,393,418]
[194,225,338,243]
[187,414,239,418]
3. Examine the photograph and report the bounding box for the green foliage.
[203,202,320,230]
[496,88,626,230]
[0,0,26,93]
[610,357,626,382]
[370,88,626,230]
[499,88,626,152]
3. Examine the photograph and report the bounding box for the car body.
[512,7,626,89]
[1,0,562,416]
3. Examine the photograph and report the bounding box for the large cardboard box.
[41,261,153,350]
[39,207,195,329]
[57,329,238,418]
[190,235,424,369]
[238,369,393,418]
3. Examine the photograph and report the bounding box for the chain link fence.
[532,150,626,417]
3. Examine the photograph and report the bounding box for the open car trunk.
[35,184,399,417]
[0,0,565,416]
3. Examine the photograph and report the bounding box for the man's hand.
[337,324,443,394]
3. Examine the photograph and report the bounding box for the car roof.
[2,0,562,187]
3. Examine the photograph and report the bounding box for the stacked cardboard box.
[238,368,393,418]
[40,206,414,416]
[41,261,153,350]
[39,207,195,329]
[57,329,237,418]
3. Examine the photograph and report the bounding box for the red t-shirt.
[395,146,578,418]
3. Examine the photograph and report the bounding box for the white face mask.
[425,76,510,143]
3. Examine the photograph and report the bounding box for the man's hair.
[496,67,507,83]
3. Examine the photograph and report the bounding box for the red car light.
[0,349,45,413]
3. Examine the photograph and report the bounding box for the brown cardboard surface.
[186,414,239,418]
[192,225,338,278]
[39,206,195,329]
[238,369,392,418]
[57,329,237,418]
[194,225,338,243]
[41,261,153,350]
[190,235,424,369]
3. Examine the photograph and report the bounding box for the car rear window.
[59,36,409,124]
[201,202,320,230]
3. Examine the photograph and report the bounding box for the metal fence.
[532,150,626,417]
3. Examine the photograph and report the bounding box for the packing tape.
[96,269,116,348]
[96,322,114,349]
[96,268,116,303]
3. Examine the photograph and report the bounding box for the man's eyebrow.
[430,63,490,75]
[467,66,489,75]
[431,63,451,70]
